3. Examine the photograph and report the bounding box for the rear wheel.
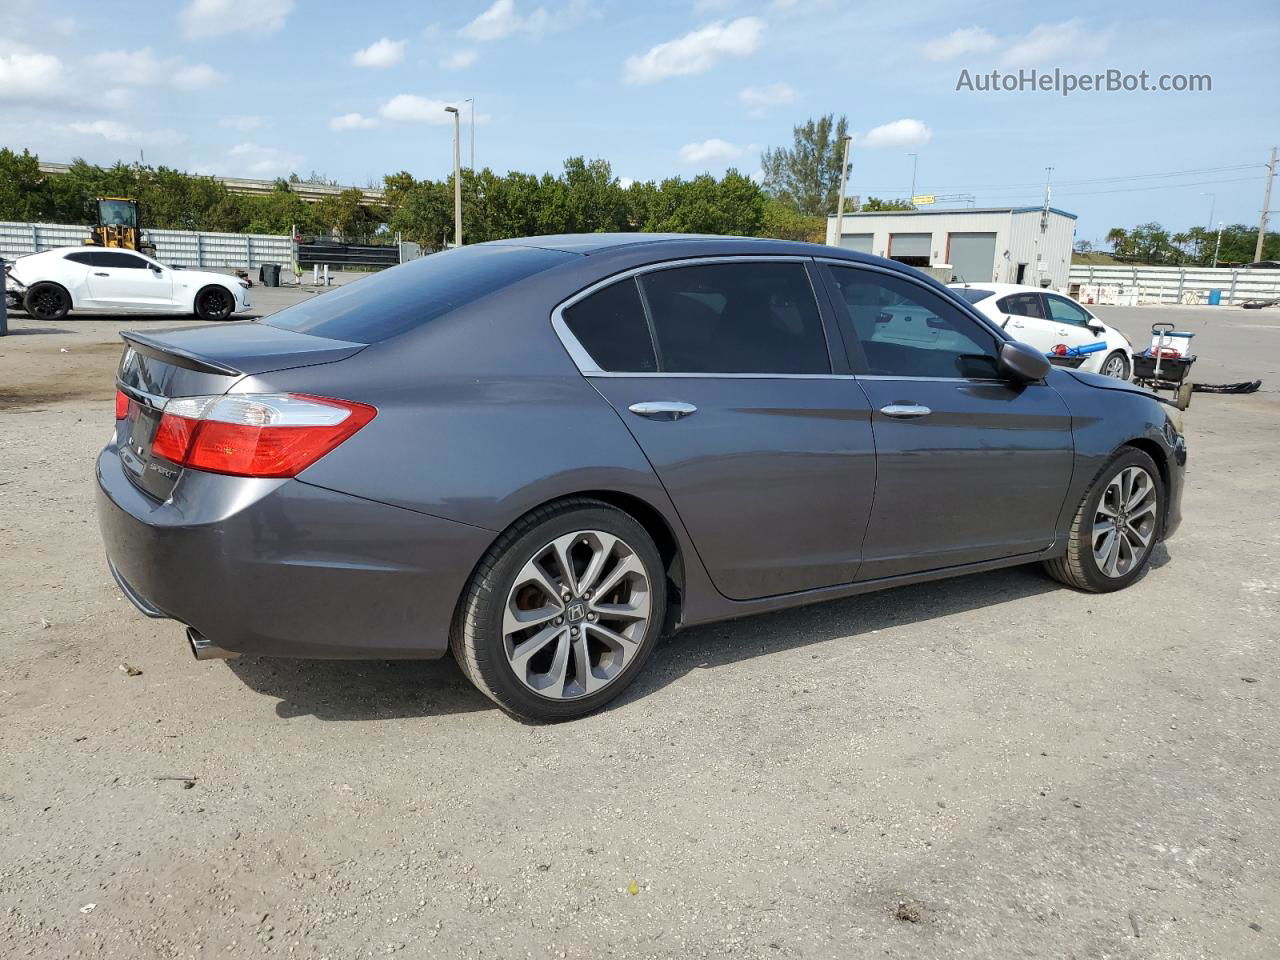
[1100,350,1130,380]
[1043,448,1164,592]
[194,285,234,321]
[24,282,70,321]
[451,499,666,722]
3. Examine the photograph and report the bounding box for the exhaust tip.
[187,627,240,661]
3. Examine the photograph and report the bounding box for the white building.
[826,206,1078,291]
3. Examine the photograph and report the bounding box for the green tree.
[315,187,383,240]
[1105,227,1128,256]
[858,197,914,212]
[760,114,850,217]
[0,148,55,221]
[760,197,825,242]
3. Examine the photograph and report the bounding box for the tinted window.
[998,293,1047,319]
[561,278,656,372]
[264,244,574,344]
[951,287,994,305]
[1044,294,1092,327]
[65,252,98,265]
[639,262,829,374]
[97,251,149,269]
[828,266,1000,379]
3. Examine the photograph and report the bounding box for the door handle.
[1010,319,1024,328]
[879,404,931,419]
[93,271,109,276]
[628,401,697,421]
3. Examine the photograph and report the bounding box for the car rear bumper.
[96,445,494,659]
[1163,433,1187,540]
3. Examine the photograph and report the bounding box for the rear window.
[262,244,574,344]
[951,287,995,305]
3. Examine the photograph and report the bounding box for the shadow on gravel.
[224,559,1106,723]
[226,656,489,721]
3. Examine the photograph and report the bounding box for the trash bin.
[1207,288,1221,305]
[262,263,281,287]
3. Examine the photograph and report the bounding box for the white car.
[949,282,1133,379]
[5,246,251,322]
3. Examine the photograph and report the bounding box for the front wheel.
[1100,350,1130,380]
[451,499,667,722]
[194,285,234,321]
[1043,448,1164,592]
[24,282,70,321]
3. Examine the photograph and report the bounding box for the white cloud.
[625,17,764,85]
[921,26,997,61]
[618,176,636,188]
[89,49,222,91]
[738,82,794,113]
[378,94,462,124]
[461,0,549,41]
[227,141,303,176]
[0,50,68,102]
[352,37,406,69]
[102,88,134,109]
[219,115,269,131]
[181,0,295,37]
[860,118,932,149]
[921,20,1111,66]
[67,120,185,146]
[1002,19,1112,66]
[441,49,478,70]
[678,137,752,165]
[330,112,379,131]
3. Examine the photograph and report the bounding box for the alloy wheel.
[502,530,652,700]
[1092,465,1158,578]
[1102,353,1129,379]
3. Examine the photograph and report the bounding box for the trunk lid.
[114,324,365,500]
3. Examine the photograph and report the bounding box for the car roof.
[488,232,881,263]
[947,282,1059,296]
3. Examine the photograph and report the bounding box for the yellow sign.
[911,195,935,205]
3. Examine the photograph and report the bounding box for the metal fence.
[0,221,293,269]
[1068,264,1280,306]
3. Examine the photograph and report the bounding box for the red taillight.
[1051,343,1069,356]
[114,389,130,420]
[150,394,376,478]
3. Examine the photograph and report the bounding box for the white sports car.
[5,246,251,322]
[949,282,1133,380]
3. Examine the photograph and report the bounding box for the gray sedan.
[97,235,1186,721]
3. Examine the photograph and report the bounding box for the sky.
[1,0,1277,243]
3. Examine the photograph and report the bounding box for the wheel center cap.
[565,600,587,624]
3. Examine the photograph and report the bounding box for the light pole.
[1201,191,1215,231]
[464,98,475,170]
[445,106,462,246]
[1213,221,1223,269]
[833,135,852,246]
[907,153,918,200]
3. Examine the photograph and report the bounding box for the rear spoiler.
[120,331,242,377]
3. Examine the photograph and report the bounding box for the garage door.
[838,233,873,253]
[947,232,997,284]
[888,233,930,265]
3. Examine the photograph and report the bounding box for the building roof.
[830,206,1078,221]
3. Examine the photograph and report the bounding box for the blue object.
[1046,341,1107,359]
[1208,289,1221,305]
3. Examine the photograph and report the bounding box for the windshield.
[98,199,138,228]
[950,287,995,305]
[262,243,575,344]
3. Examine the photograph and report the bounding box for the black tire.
[194,285,234,321]
[451,498,667,722]
[1100,350,1130,381]
[23,282,70,321]
[1043,447,1165,593]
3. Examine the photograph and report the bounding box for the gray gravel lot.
[1,285,1277,959]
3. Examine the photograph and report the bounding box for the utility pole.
[1201,192,1215,231]
[464,98,475,170]
[1213,221,1223,269]
[445,106,462,246]
[907,153,918,200]
[1256,146,1276,263]
[833,136,852,246]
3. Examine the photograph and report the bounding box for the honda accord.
[97,235,1186,721]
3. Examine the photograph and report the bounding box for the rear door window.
[639,262,830,374]
[998,293,1047,319]
[264,244,575,344]
[560,278,657,372]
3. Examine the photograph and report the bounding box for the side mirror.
[150,265,163,274]
[1088,323,1105,336]
[998,340,1051,382]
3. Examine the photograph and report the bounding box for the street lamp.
[907,153,918,200]
[1201,192,1215,231]
[1213,221,1223,269]
[833,135,852,246]
[444,105,462,246]
[463,98,475,170]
